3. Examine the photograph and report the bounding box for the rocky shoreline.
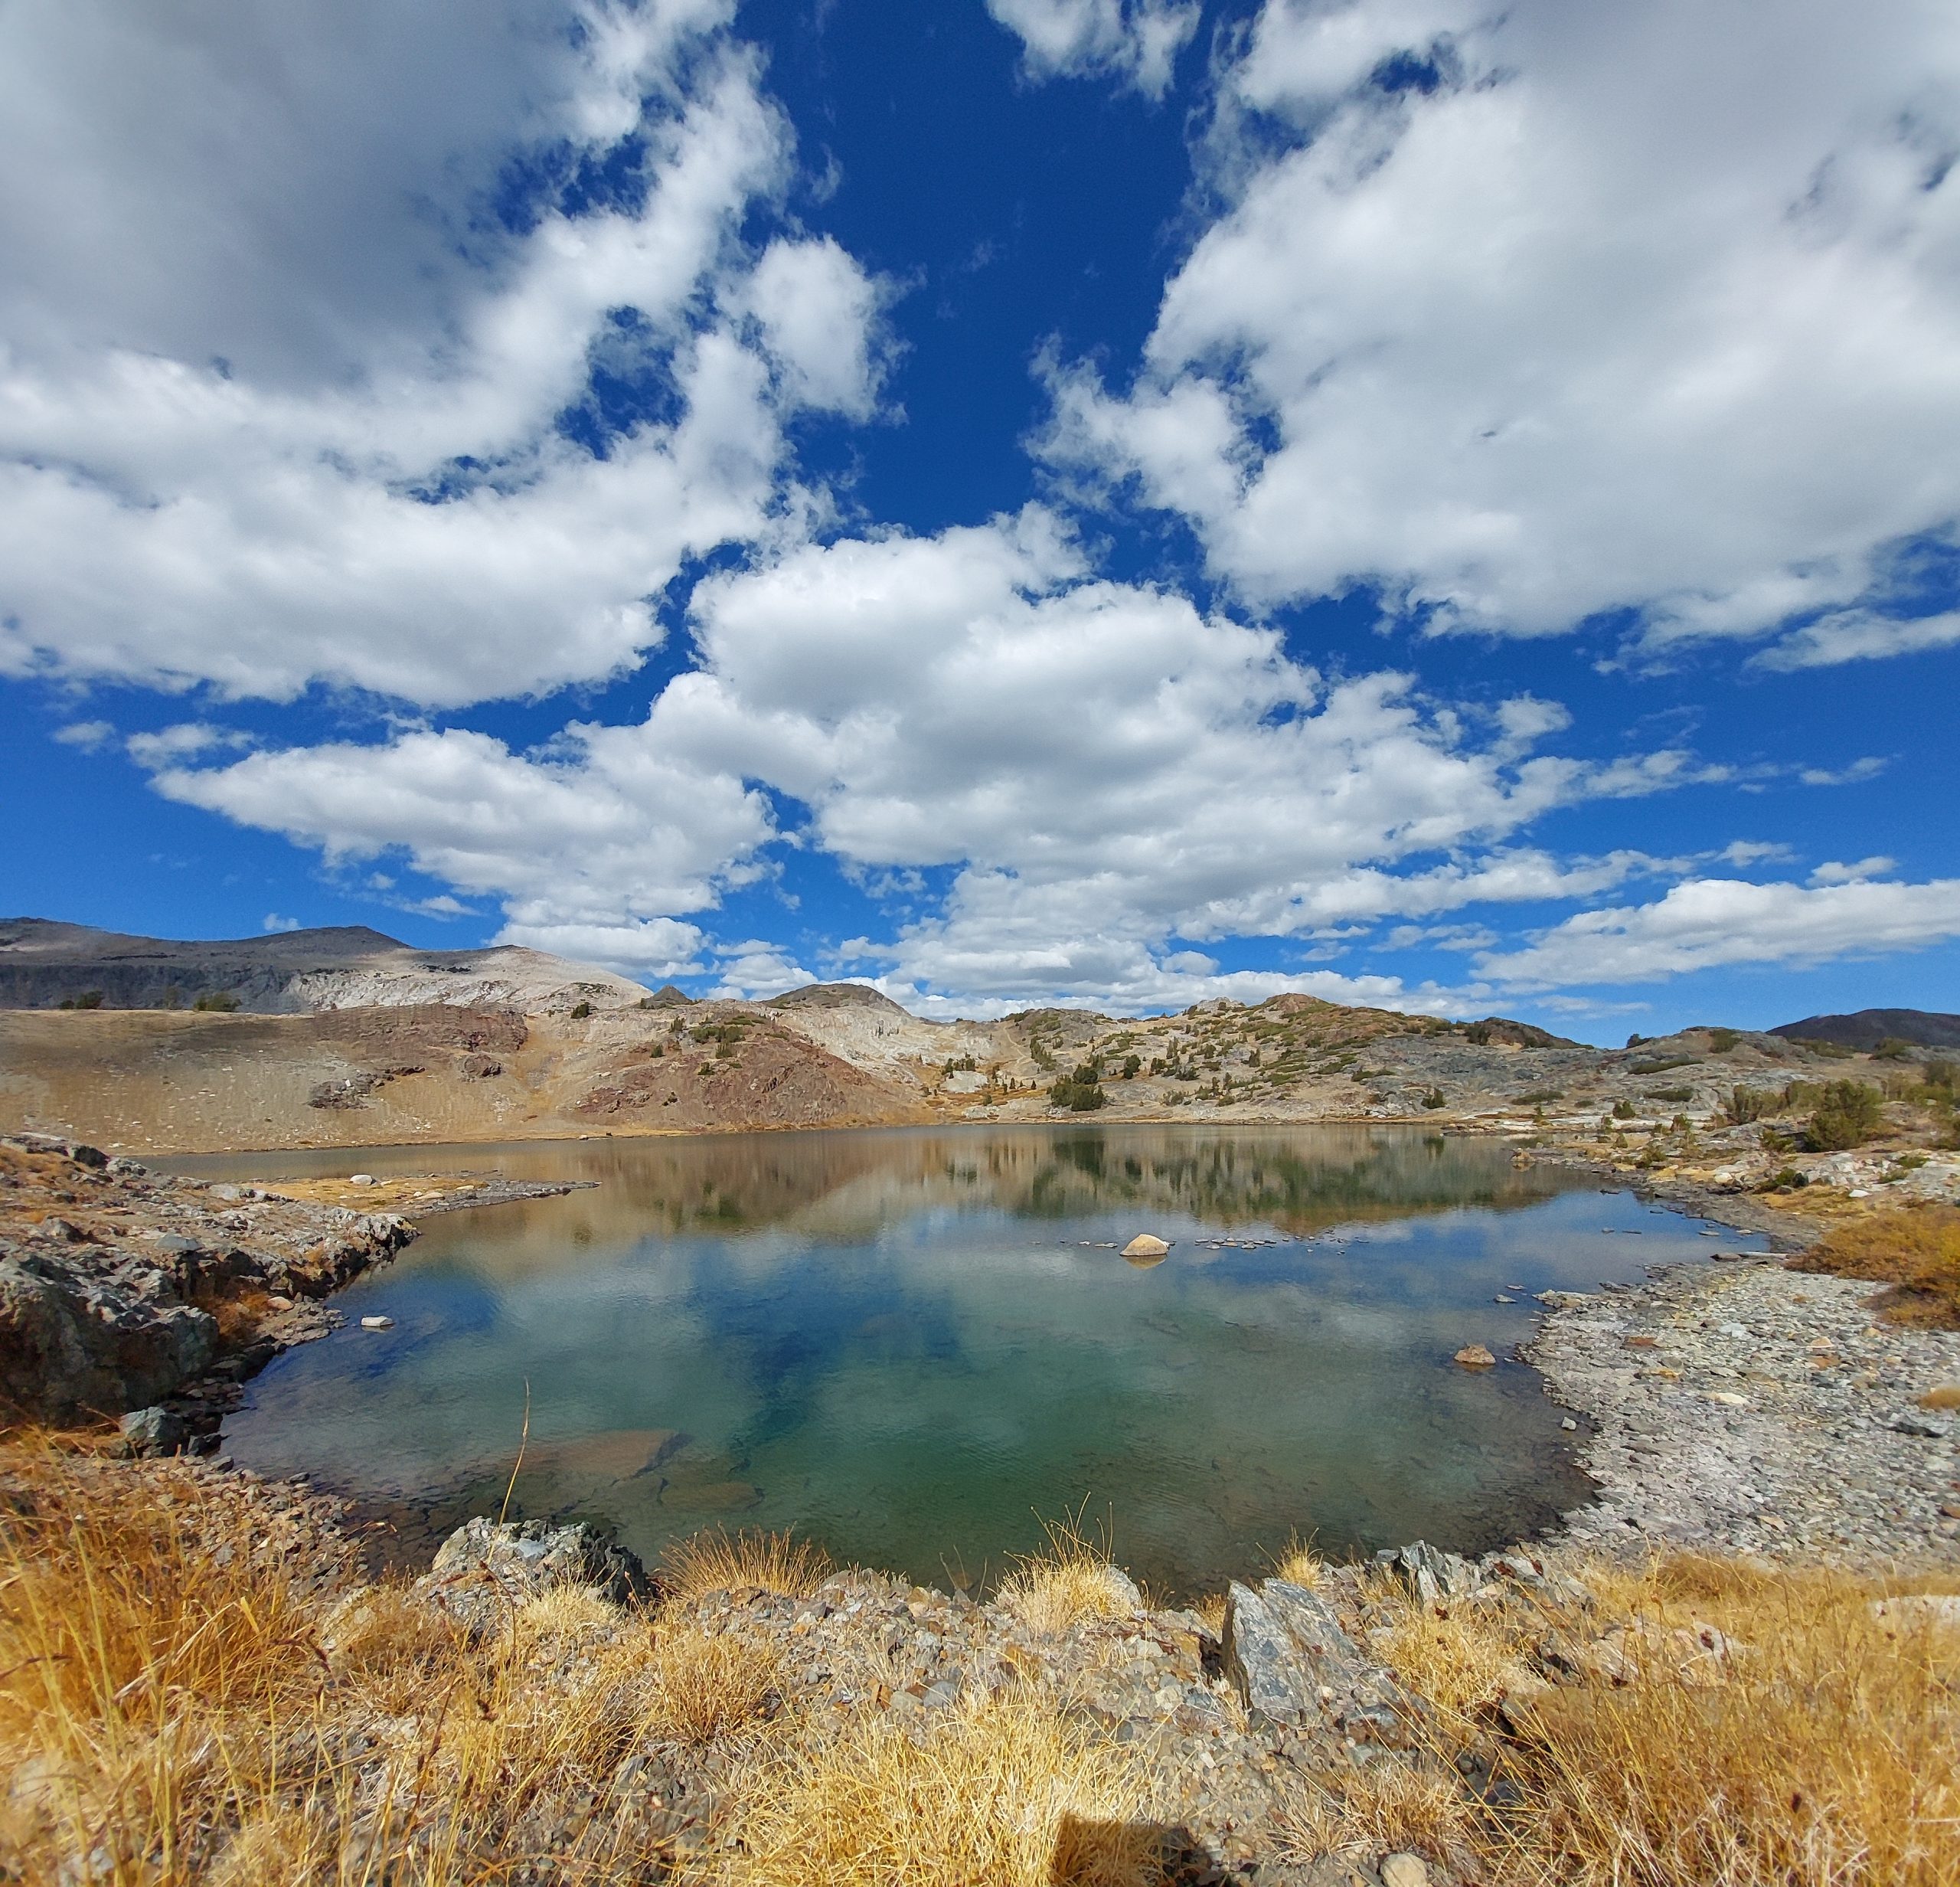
[0,1133,581,1443]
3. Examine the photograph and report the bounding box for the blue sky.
[2,0,1957,1043]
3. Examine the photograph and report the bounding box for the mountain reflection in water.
[189,1125,1755,1600]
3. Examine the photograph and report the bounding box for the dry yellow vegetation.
[658,1526,835,1602]
[731,1689,1157,1887]
[1795,1205,1960,1326]
[998,1508,1140,1635]
[1332,1551,1960,1887]
[0,1437,781,1885]
[6,1434,1957,1887]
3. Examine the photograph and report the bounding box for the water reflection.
[194,1126,1757,1598]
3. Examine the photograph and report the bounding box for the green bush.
[1704,1027,1741,1054]
[1048,1075,1106,1111]
[570,1000,593,1019]
[1421,1087,1446,1109]
[1721,1086,1772,1126]
[1807,1080,1884,1152]
[57,990,105,1010]
[1612,1098,1636,1120]
[191,992,240,1012]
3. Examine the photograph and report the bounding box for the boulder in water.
[1121,1234,1170,1265]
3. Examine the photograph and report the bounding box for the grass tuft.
[998,1508,1138,1635]
[731,1687,1159,1886]
[658,1526,835,1601]
[648,1623,784,1745]
[1267,1531,1323,1590]
[1793,1206,1960,1326]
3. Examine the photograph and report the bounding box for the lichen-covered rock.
[1222,1576,1414,1743]
[1,1253,216,1421]
[118,1404,189,1457]
[420,1516,649,1634]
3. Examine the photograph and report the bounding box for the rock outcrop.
[1221,1577,1414,1742]
[0,1135,413,1424]
[419,1516,651,1635]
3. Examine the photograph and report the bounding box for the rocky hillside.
[0,918,648,1015]
[4,921,1956,1179]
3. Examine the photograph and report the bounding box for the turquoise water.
[191,1125,1762,1598]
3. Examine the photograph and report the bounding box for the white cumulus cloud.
[1042,0,1960,651]
[0,2,887,706]
[985,0,1201,98]
[1478,876,1960,988]
[151,511,1726,1006]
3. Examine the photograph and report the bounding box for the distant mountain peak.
[1769,1008,1960,1050]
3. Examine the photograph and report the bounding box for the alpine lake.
[178,1124,1766,1601]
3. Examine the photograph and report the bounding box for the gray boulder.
[1375,1539,1481,1610]
[0,1254,216,1421]
[1221,1578,1412,1742]
[420,1516,649,1634]
[119,1405,189,1457]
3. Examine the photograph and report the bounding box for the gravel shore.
[1527,1254,1960,1565]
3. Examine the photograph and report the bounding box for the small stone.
[348,1173,378,1187]
[1454,1344,1497,1369]
[118,1405,187,1457]
[1560,1416,1579,1431]
[1708,1392,1748,1407]
[359,1314,394,1330]
[1380,1854,1430,1887]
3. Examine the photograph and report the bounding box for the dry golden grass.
[1793,1205,1960,1326]
[648,1623,783,1745]
[730,1687,1160,1887]
[0,1434,781,1884]
[1191,1591,1229,1637]
[1360,1552,1960,1887]
[1276,1760,1475,1869]
[1267,1532,1323,1589]
[998,1509,1138,1635]
[658,1525,835,1601]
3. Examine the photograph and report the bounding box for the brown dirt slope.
[0,1002,926,1155]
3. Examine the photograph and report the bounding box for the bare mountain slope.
[1769,1008,1960,1051]
[0,918,648,1015]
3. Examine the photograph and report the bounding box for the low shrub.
[1795,1207,1960,1327]
[1807,1079,1885,1151]
[191,991,240,1012]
